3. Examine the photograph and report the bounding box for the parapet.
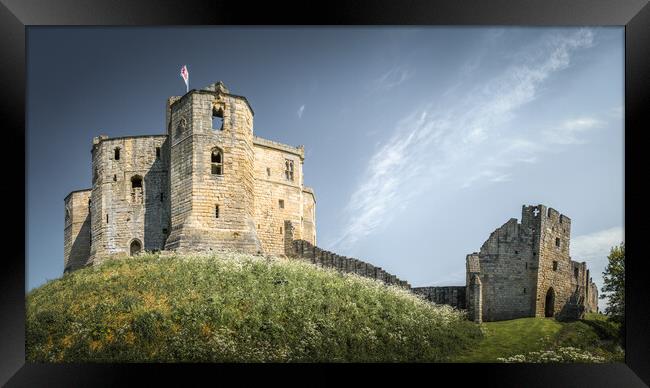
[253,136,305,159]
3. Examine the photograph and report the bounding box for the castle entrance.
[545,288,555,317]
[130,240,142,256]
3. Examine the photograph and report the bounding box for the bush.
[26,252,482,362]
[497,347,606,363]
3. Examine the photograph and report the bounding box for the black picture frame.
[2,0,648,386]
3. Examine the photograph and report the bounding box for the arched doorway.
[130,239,142,256]
[545,288,555,317]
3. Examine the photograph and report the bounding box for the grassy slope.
[27,252,482,363]
[452,313,624,362]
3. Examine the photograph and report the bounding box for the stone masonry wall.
[88,135,169,265]
[411,286,466,308]
[252,138,315,256]
[64,189,92,272]
[473,214,539,321]
[288,239,411,289]
[534,205,576,319]
[302,188,316,245]
[586,279,599,313]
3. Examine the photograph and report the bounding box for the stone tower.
[164,81,262,253]
[523,205,575,319]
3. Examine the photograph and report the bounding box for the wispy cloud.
[329,28,597,251]
[571,226,624,311]
[297,104,305,119]
[372,65,413,91]
[543,117,604,145]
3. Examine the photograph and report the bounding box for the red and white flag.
[180,65,189,92]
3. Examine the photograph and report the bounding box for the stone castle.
[64,81,316,271]
[64,82,598,322]
[412,205,599,322]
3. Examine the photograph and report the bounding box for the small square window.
[279,199,284,209]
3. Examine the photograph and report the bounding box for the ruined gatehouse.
[413,204,599,322]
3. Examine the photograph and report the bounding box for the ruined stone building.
[414,205,599,322]
[64,81,316,272]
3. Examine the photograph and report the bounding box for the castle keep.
[64,81,316,271]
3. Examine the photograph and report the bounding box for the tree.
[600,242,625,323]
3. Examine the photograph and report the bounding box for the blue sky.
[27,27,623,311]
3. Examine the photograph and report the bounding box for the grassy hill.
[452,313,624,363]
[26,252,482,362]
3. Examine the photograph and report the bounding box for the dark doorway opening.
[130,239,142,256]
[545,288,555,317]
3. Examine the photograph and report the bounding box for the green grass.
[452,314,624,362]
[26,252,482,362]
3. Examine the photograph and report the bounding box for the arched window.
[176,117,187,138]
[285,159,294,181]
[211,148,223,175]
[212,105,224,131]
[131,175,143,204]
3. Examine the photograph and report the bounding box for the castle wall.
[165,94,194,250]
[64,189,92,272]
[89,135,169,264]
[289,239,410,288]
[586,279,599,313]
[302,188,316,245]
[252,138,314,256]
[411,286,466,309]
[473,215,539,321]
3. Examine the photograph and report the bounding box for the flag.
[180,65,189,92]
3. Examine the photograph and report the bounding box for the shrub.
[497,347,606,363]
